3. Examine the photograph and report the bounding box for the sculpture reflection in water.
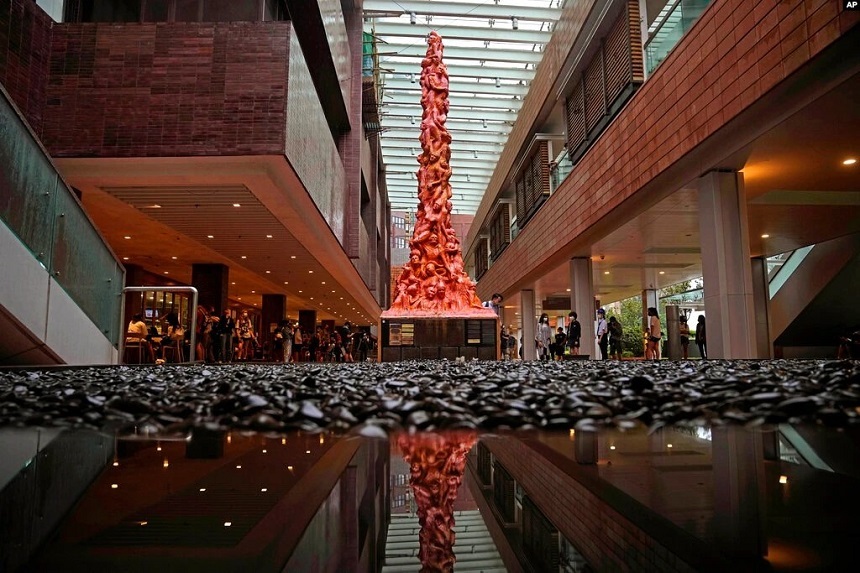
[387,31,493,317]
[398,431,477,572]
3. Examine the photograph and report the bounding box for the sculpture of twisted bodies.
[385,31,495,317]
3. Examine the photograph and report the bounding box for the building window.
[65,0,288,23]
[393,237,409,249]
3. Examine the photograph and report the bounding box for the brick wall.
[43,21,291,157]
[474,0,859,299]
[0,0,53,135]
[483,436,711,573]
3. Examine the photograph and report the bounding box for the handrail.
[768,245,814,299]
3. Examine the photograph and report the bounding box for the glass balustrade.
[645,0,712,75]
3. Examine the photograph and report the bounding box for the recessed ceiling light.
[284,281,288,285]
[238,297,242,300]
[122,257,129,260]
[761,234,770,238]
[843,158,857,165]
[566,288,571,292]
[163,271,169,274]
[251,290,255,293]
[231,282,236,285]
[290,255,296,259]
[123,236,131,239]
[659,271,665,275]
[298,290,302,293]
[604,271,610,275]
[266,234,273,238]
[233,203,241,207]
[241,255,247,259]
[321,281,325,285]
[171,256,177,260]
[265,270,271,274]
[331,290,335,293]
[310,297,314,300]
[207,235,214,239]
[308,270,314,274]
[148,204,161,208]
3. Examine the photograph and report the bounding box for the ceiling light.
[233,203,241,207]
[482,119,487,128]
[231,281,236,285]
[123,236,131,240]
[298,290,302,293]
[308,270,314,273]
[207,235,214,239]
[410,73,416,83]
[241,255,247,259]
[410,116,416,125]
[163,271,169,275]
[266,234,273,238]
[779,475,788,484]
[604,271,610,275]
[224,521,232,527]
[148,204,161,208]
[171,256,177,260]
[290,255,296,259]
[761,234,770,238]
[409,11,416,24]
[473,150,478,158]
[284,281,288,285]
[251,290,255,293]
[511,16,519,30]
[566,288,571,292]
[659,271,665,275]
[122,257,129,260]
[111,484,119,489]
[321,281,326,284]
[265,270,271,274]
[843,158,857,165]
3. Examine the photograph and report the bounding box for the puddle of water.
[1,425,858,572]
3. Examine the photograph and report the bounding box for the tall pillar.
[191,263,229,314]
[697,171,757,358]
[521,289,536,360]
[751,257,772,358]
[573,431,598,465]
[712,427,767,559]
[665,305,681,359]
[641,288,657,336]
[569,258,595,359]
[298,309,317,338]
[262,294,286,356]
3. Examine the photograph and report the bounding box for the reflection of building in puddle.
[470,426,860,573]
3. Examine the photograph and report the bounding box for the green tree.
[617,295,645,357]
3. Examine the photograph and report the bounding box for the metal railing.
[644,0,712,75]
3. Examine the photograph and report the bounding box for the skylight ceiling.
[363,0,563,215]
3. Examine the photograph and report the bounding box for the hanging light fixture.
[482,119,488,128]
[410,73,416,83]
[511,16,519,30]
[409,12,416,25]
[495,77,501,88]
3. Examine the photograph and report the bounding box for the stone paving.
[1,360,858,434]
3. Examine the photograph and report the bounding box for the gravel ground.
[1,360,858,434]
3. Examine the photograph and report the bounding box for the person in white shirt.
[596,308,608,360]
[126,313,154,362]
[482,293,503,316]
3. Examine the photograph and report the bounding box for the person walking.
[608,315,623,360]
[482,293,503,316]
[695,315,707,359]
[567,311,581,356]
[596,308,609,360]
[646,307,662,360]
[679,316,691,359]
[535,313,553,360]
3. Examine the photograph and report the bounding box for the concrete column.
[191,263,229,315]
[262,294,286,357]
[751,257,772,358]
[665,305,681,359]
[712,427,767,559]
[697,171,757,358]
[569,257,596,359]
[521,289,536,360]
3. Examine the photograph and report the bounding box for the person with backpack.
[608,315,623,360]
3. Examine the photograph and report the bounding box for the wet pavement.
[0,360,858,433]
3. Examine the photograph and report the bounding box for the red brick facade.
[44,22,291,158]
[474,0,859,300]
[0,0,52,135]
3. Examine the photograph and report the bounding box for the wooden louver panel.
[475,238,488,279]
[583,47,606,132]
[515,178,526,228]
[565,80,586,154]
[628,0,644,83]
[604,4,632,105]
[492,461,516,524]
[489,203,511,260]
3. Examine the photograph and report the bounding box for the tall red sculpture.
[398,432,477,572]
[387,32,495,317]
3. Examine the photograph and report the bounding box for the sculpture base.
[378,316,500,361]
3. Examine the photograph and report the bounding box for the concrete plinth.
[378,316,500,361]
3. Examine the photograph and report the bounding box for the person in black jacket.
[567,311,581,355]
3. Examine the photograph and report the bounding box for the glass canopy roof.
[363,0,564,215]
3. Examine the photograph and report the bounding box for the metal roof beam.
[380,62,534,81]
[381,117,512,132]
[376,42,543,65]
[383,105,519,123]
[382,139,504,153]
[382,78,529,96]
[380,129,510,145]
[383,93,524,110]
[364,0,561,21]
[372,23,551,44]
